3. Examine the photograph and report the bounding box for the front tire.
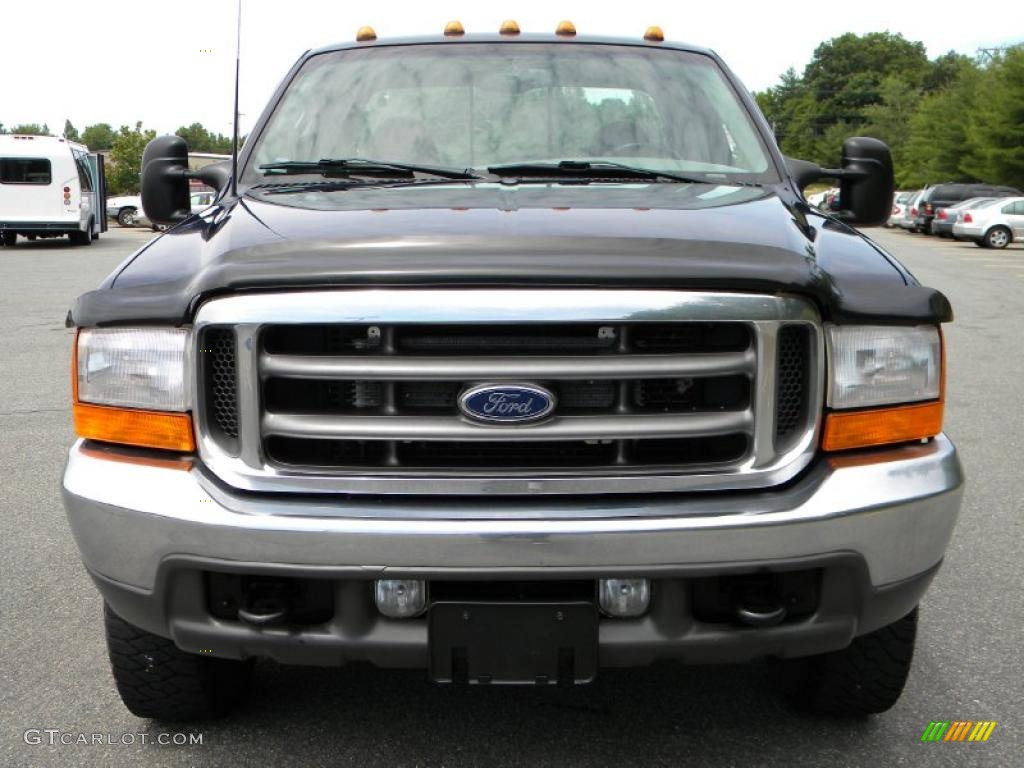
[104,604,253,721]
[984,226,1012,249]
[790,607,918,716]
[117,207,136,227]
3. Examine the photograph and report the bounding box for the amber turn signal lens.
[73,402,196,452]
[822,401,943,452]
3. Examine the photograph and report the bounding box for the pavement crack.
[0,407,66,417]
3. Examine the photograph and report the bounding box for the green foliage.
[767,32,931,164]
[107,122,157,195]
[900,63,981,187]
[861,76,923,181]
[81,123,116,150]
[63,119,80,142]
[9,123,50,136]
[961,47,1024,188]
[757,33,1023,189]
[174,122,232,154]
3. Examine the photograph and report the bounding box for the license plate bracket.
[429,601,598,685]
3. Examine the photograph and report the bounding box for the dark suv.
[915,183,1020,234]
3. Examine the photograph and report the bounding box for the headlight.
[77,328,191,410]
[827,325,941,409]
[823,325,944,452]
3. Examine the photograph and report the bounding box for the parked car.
[931,197,996,238]
[106,195,143,227]
[952,196,1024,248]
[898,190,924,231]
[108,191,215,227]
[805,189,830,208]
[63,26,962,722]
[914,183,1021,234]
[887,190,913,227]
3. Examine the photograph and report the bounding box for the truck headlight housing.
[73,328,195,452]
[823,325,944,451]
[827,325,941,408]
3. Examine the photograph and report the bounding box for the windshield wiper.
[259,157,483,181]
[487,160,755,185]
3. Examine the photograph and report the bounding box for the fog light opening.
[375,579,427,618]
[598,578,651,617]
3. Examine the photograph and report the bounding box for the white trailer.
[0,134,107,247]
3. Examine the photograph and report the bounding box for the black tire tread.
[104,604,252,721]
[794,607,917,716]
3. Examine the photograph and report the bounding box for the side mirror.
[141,136,191,225]
[837,137,894,227]
[785,137,895,227]
[141,135,234,225]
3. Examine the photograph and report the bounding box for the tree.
[9,123,50,136]
[901,62,982,187]
[961,46,1024,188]
[63,119,80,142]
[174,122,232,154]
[81,123,116,151]
[923,51,975,92]
[756,33,931,165]
[107,122,156,195]
[861,76,923,178]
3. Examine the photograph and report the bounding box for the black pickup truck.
[62,25,962,721]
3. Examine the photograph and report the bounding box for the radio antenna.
[230,0,242,196]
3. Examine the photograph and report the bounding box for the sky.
[1,0,1019,139]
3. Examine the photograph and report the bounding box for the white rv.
[0,134,106,247]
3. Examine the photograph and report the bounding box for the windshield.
[243,43,776,185]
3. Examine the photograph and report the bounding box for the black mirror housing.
[141,136,192,225]
[785,136,895,227]
[837,137,894,227]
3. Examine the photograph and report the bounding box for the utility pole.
[977,46,1010,64]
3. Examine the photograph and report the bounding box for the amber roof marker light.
[556,20,577,37]
[499,20,521,36]
[444,21,465,37]
[644,26,665,42]
[356,26,377,42]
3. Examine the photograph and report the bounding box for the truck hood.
[70,182,952,326]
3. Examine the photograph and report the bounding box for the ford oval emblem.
[459,383,556,424]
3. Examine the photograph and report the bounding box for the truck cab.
[62,25,962,721]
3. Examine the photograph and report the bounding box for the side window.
[1008,201,1024,215]
[73,152,93,191]
[0,157,52,184]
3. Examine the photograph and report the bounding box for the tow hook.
[237,581,290,627]
[735,590,788,627]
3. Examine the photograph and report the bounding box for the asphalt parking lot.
[1,225,1021,767]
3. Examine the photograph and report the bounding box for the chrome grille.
[192,290,823,497]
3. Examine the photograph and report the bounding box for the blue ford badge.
[459,383,556,424]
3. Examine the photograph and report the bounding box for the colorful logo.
[921,721,997,742]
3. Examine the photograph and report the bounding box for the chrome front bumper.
[62,436,963,666]
[64,435,962,591]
